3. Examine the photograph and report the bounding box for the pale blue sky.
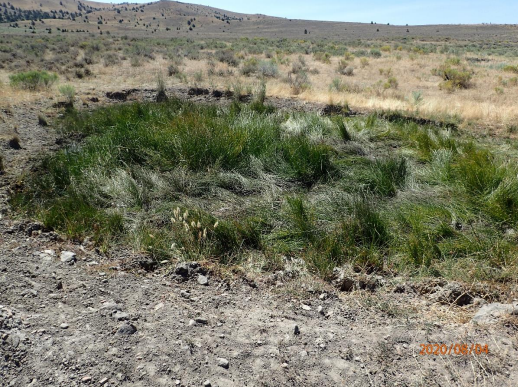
[119,0,518,25]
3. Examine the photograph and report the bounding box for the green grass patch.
[11,98,518,284]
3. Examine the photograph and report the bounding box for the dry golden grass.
[2,49,517,134]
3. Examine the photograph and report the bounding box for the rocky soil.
[1,88,518,387]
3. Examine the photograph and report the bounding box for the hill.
[2,0,518,41]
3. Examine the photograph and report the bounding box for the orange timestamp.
[419,343,489,356]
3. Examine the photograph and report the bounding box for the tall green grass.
[12,98,518,284]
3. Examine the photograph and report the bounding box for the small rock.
[294,325,300,335]
[154,302,165,311]
[317,306,324,315]
[101,301,122,311]
[180,290,191,299]
[9,334,20,348]
[203,381,212,387]
[39,252,53,262]
[60,323,69,329]
[472,303,518,324]
[281,362,288,368]
[60,251,76,264]
[117,324,137,335]
[188,319,196,326]
[301,304,311,311]
[197,275,209,286]
[112,311,129,321]
[175,262,190,277]
[217,357,229,369]
[473,297,487,306]
[319,293,328,300]
[99,377,109,385]
[195,317,208,325]
[56,281,63,290]
[81,376,92,383]
[433,282,473,306]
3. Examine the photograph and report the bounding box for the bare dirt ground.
[1,88,518,387]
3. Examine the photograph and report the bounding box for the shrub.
[432,64,473,90]
[9,70,58,90]
[103,52,119,67]
[216,49,239,67]
[337,60,353,76]
[445,57,461,66]
[329,78,346,92]
[503,65,518,74]
[193,71,203,83]
[240,57,258,76]
[168,63,180,76]
[258,60,278,78]
[289,71,311,95]
[360,57,369,68]
[384,77,398,89]
[313,52,331,64]
[58,84,75,106]
[369,49,382,58]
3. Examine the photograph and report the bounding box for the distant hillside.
[2,0,518,41]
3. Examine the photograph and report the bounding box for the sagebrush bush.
[384,76,398,89]
[329,78,347,92]
[432,64,473,90]
[9,70,58,90]
[216,49,239,67]
[503,65,518,74]
[313,52,331,64]
[289,71,311,95]
[258,60,278,78]
[168,63,180,76]
[240,57,258,76]
[58,84,75,106]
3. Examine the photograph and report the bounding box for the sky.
[118,0,518,26]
